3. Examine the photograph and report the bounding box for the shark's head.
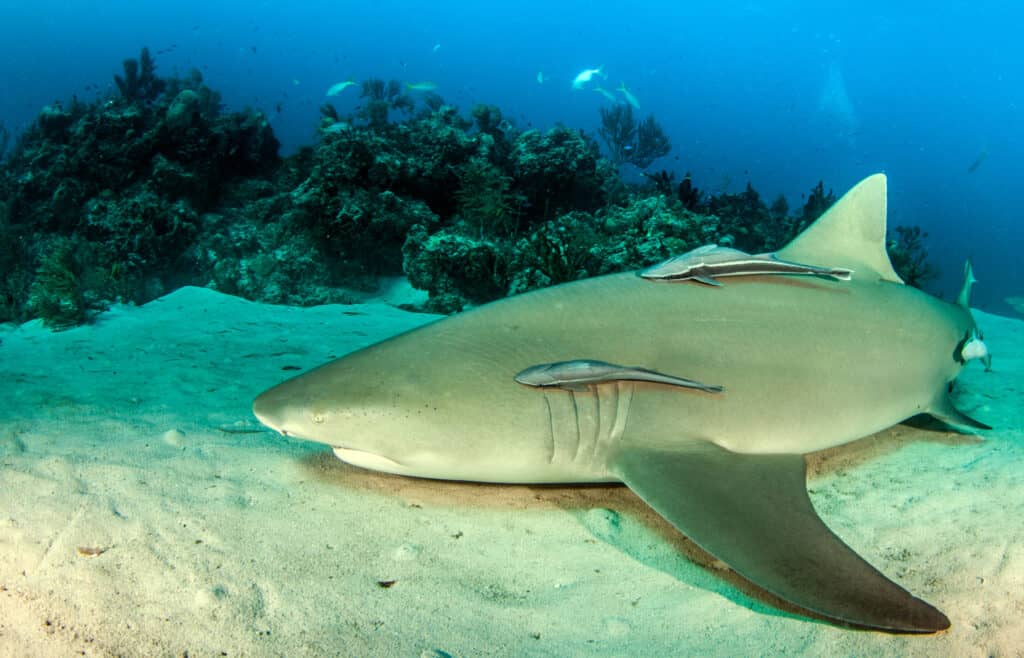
[253,357,435,477]
[252,340,540,481]
[253,367,337,442]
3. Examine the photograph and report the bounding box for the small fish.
[322,121,350,134]
[966,149,987,173]
[326,80,356,96]
[640,244,853,285]
[515,359,723,393]
[536,71,546,84]
[405,81,439,92]
[617,82,640,109]
[571,66,605,90]
[593,86,617,103]
[432,43,442,53]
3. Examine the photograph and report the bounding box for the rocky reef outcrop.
[0,52,935,327]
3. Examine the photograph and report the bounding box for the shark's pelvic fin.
[611,440,950,633]
[926,390,991,431]
[776,173,904,284]
[956,261,977,309]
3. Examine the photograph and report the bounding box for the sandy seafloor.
[0,285,1021,658]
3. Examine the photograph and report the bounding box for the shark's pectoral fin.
[926,391,991,431]
[610,440,950,633]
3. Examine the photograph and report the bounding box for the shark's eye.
[312,412,325,424]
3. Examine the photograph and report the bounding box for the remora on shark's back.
[640,243,853,285]
[253,174,991,633]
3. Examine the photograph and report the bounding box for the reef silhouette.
[0,50,936,326]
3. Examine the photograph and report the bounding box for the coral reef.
[455,156,522,238]
[0,48,279,323]
[598,105,671,169]
[0,121,9,160]
[114,47,166,103]
[677,172,702,211]
[509,126,612,217]
[887,225,938,287]
[357,78,414,128]
[801,180,836,228]
[26,237,106,330]
[0,50,939,327]
[402,225,509,313]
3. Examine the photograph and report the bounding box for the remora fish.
[593,86,618,103]
[405,81,439,92]
[572,66,605,90]
[325,80,356,96]
[254,174,990,633]
[617,82,640,109]
[640,244,854,285]
[515,359,723,393]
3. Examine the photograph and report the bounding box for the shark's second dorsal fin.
[956,261,977,308]
[776,173,903,284]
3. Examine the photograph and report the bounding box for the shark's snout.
[252,380,312,437]
[252,388,286,434]
[253,368,368,446]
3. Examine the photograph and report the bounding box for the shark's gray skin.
[254,174,990,633]
[640,243,854,285]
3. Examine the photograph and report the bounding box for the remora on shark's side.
[253,174,991,633]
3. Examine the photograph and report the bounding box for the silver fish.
[640,244,853,285]
[514,359,723,393]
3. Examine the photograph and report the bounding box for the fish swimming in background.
[254,174,991,633]
[325,80,356,96]
[322,121,350,134]
[640,244,853,285]
[405,81,439,92]
[617,82,640,109]
[537,71,546,84]
[572,66,605,90]
[966,149,988,173]
[593,86,617,103]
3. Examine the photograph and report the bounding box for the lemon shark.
[253,174,990,633]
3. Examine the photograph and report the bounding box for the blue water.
[2,1,1019,311]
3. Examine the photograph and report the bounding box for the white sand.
[1,286,1021,657]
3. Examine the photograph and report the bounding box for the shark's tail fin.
[956,261,977,309]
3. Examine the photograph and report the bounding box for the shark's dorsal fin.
[776,173,903,284]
